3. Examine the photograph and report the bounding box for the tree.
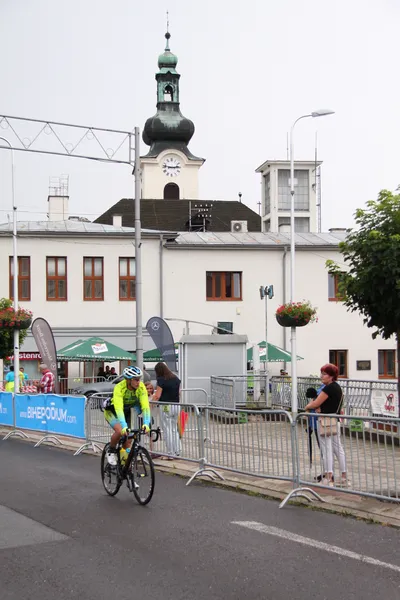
[326,189,400,399]
[0,298,29,360]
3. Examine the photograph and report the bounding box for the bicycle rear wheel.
[101,444,122,496]
[130,447,155,505]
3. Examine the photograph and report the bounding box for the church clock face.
[162,156,181,177]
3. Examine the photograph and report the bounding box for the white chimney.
[48,175,69,221]
[48,195,69,221]
[113,215,122,227]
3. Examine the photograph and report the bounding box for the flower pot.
[276,313,311,327]
[14,318,32,330]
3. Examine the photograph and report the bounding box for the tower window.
[164,84,174,101]
[164,183,180,200]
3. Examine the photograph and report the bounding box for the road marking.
[232,521,400,574]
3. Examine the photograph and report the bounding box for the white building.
[0,30,396,383]
[256,159,321,233]
[0,211,396,382]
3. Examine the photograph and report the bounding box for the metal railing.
[281,412,400,507]
[3,388,399,506]
[210,374,269,409]
[210,375,398,416]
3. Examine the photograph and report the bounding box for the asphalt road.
[1,438,400,600]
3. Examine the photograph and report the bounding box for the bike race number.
[15,394,86,438]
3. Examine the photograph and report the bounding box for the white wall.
[260,161,318,233]
[141,149,203,199]
[0,235,161,328]
[0,232,396,382]
[162,246,396,380]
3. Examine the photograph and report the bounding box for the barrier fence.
[210,374,398,419]
[1,391,399,506]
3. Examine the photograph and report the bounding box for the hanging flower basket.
[276,301,317,328]
[13,317,32,330]
[0,307,33,330]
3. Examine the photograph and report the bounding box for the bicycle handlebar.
[120,427,161,444]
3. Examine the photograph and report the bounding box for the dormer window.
[164,84,174,101]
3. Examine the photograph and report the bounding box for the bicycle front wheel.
[130,447,155,505]
[101,444,122,497]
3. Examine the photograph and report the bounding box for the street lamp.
[0,137,19,392]
[260,284,274,404]
[289,109,334,415]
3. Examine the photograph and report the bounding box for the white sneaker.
[107,451,117,466]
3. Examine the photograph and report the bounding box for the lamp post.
[0,137,19,392]
[289,109,334,415]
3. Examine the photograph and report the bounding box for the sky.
[0,0,399,231]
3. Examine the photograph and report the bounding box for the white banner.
[91,343,108,355]
[371,389,399,417]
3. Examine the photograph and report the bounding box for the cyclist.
[104,366,150,466]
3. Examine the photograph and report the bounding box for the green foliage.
[326,189,400,341]
[0,298,30,360]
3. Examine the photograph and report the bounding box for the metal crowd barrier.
[3,388,399,506]
[280,412,400,507]
[270,376,398,417]
[210,375,269,409]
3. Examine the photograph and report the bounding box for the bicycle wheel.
[101,444,122,496]
[130,447,155,505]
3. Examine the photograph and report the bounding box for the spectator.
[4,366,24,392]
[304,363,348,487]
[37,364,55,394]
[20,367,29,381]
[109,367,118,379]
[104,366,111,379]
[153,362,181,460]
[97,367,105,378]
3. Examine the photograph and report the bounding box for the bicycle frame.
[117,428,161,479]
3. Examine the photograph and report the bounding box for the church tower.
[141,30,205,200]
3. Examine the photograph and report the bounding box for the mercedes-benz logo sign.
[151,321,160,331]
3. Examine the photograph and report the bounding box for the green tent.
[143,345,179,363]
[57,337,135,362]
[247,341,303,363]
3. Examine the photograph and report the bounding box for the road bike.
[101,428,160,505]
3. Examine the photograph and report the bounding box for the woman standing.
[304,364,349,487]
[153,362,181,459]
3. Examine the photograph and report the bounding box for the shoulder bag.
[318,390,344,437]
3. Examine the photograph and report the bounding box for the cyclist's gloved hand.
[121,427,129,436]
[142,424,150,434]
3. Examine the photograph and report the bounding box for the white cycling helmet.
[123,366,143,379]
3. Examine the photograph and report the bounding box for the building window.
[164,84,174,101]
[329,350,348,378]
[9,257,31,301]
[119,258,136,300]
[46,257,67,301]
[264,173,270,214]
[328,273,344,301]
[206,272,242,301]
[278,169,309,211]
[278,217,310,233]
[83,257,103,301]
[217,321,233,334]
[378,350,396,379]
[164,182,180,200]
